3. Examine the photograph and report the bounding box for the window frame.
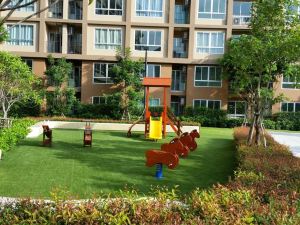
[134,29,162,52]
[135,0,163,18]
[281,102,300,113]
[282,76,299,89]
[193,99,222,110]
[196,31,225,54]
[149,98,161,106]
[194,66,222,88]
[146,64,161,78]
[95,0,123,16]
[92,96,107,104]
[198,0,227,19]
[8,0,35,12]
[94,27,122,50]
[227,101,247,118]
[6,23,34,46]
[93,62,115,84]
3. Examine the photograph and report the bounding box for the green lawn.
[0,128,236,198]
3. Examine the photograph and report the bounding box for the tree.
[45,55,76,116]
[110,48,144,120]
[0,0,94,39]
[221,0,300,146]
[0,51,40,119]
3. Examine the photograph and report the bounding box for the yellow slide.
[149,116,162,140]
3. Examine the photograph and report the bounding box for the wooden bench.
[42,125,52,147]
[83,121,92,147]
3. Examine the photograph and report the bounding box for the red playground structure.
[145,129,200,179]
[127,77,182,139]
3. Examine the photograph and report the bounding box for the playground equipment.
[127,78,182,139]
[145,150,179,169]
[83,121,92,147]
[179,129,200,151]
[149,116,162,140]
[145,129,200,179]
[42,125,52,146]
[161,138,190,157]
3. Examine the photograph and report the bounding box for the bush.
[272,112,300,131]
[72,103,122,120]
[9,100,41,117]
[0,119,34,152]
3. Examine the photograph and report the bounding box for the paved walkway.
[27,121,199,138]
[270,132,300,158]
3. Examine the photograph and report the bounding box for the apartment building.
[0,0,299,116]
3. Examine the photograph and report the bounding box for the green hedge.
[180,107,244,128]
[0,119,34,152]
[0,127,299,224]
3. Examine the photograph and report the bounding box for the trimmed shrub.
[272,112,300,131]
[0,119,34,152]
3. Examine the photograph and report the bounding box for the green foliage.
[0,119,34,152]
[73,102,122,119]
[0,25,7,43]
[220,0,300,144]
[272,112,300,130]
[0,51,41,118]
[45,55,76,116]
[110,48,144,120]
[9,99,41,117]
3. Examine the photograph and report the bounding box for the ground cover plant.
[0,127,236,198]
[0,127,299,224]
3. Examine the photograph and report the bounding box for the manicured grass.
[0,128,236,198]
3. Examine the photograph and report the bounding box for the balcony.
[171,68,186,92]
[47,28,62,53]
[174,5,189,24]
[69,64,82,88]
[67,26,82,54]
[233,1,252,25]
[69,0,83,20]
[48,40,62,53]
[48,0,63,18]
[173,36,188,58]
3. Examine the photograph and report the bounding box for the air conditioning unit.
[233,18,240,25]
[48,11,53,17]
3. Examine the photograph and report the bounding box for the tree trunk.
[247,114,256,145]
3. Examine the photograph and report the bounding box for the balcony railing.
[68,41,82,54]
[173,37,188,58]
[48,41,62,53]
[174,5,189,24]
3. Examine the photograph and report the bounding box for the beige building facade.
[0,0,299,116]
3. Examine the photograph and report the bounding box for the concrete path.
[270,132,300,158]
[27,121,199,138]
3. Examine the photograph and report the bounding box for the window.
[146,64,160,77]
[23,58,33,70]
[92,96,107,104]
[282,76,299,89]
[228,101,246,118]
[6,24,34,46]
[49,0,63,18]
[195,66,222,87]
[172,70,186,91]
[8,0,35,12]
[95,0,123,15]
[281,102,300,112]
[196,32,225,54]
[95,28,122,49]
[193,99,221,110]
[135,30,162,51]
[198,0,226,19]
[233,1,252,25]
[93,63,115,84]
[136,0,163,17]
[149,98,160,106]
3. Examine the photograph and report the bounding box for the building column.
[227,0,234,39]
[63,0,69,19]
[62,24,68,54]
